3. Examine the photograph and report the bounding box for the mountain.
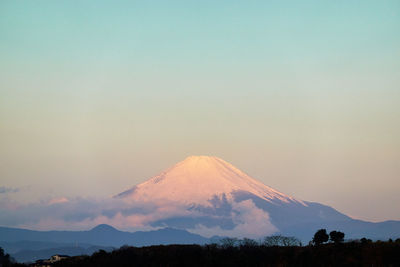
[2,155,399,260]
[0,225,208,248]
[0,224,209,262]
[115,156,400,241]
[115,155,301,205]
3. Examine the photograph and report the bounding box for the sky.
[0,0,400,227]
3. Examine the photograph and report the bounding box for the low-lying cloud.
[0,195,279,238]
[0,186,19,194]
[188,200,278,238]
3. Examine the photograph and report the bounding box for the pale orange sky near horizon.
[1,0,400,224]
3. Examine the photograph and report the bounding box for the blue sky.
[0,0,399,226]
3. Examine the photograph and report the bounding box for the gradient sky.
[1,0,400,224]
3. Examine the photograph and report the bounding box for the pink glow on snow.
[48,197,69,205]
[116,155,304,206]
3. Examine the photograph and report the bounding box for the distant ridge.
[91,224,117,232]
[0,224,209,247]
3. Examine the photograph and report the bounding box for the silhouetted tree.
[219,237,239,248]
[119,245,131,250]
[329,231,345,244]
[239,238,258,248]
[312,229,329,245]
[263,235,302,246]
[49,241,400,267]
[263,235,281,246]
[0,247,12,267]
[92,249,108,258]
[281,236,302,246]
[360,237,372,244]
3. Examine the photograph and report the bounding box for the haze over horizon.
[1,0,400,229]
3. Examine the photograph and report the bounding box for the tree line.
[217,228,345,248]
[1,229,400,266]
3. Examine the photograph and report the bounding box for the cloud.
[187,200,278,238]
[48,197,69,205]
[0,186,19,194]
[0,194,278,238]
[0,197,178,231]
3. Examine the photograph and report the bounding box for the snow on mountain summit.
[116,156,304,206]
[106,156,355,238]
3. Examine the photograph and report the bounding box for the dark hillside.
[49,241,400,267]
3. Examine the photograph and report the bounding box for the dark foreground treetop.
[45,241,400,267]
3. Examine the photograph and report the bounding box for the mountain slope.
[115,156,303,205]
[114,156,400,240]
[0,224,209,262]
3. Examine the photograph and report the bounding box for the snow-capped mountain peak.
[116,156,304,206]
